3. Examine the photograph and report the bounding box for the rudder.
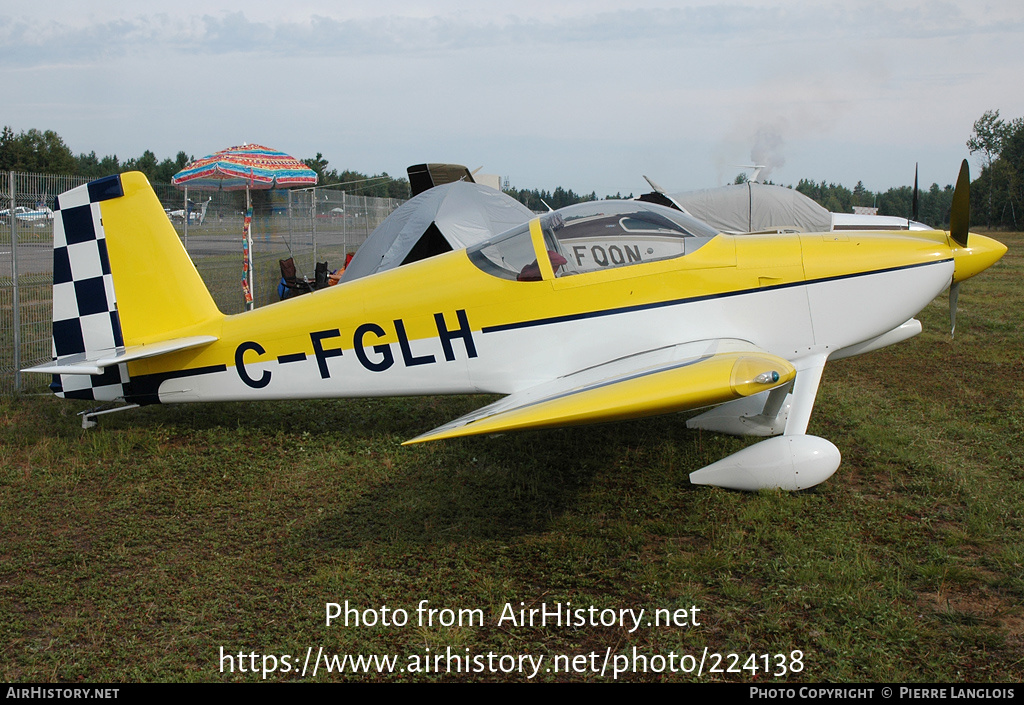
[100,172,221,343]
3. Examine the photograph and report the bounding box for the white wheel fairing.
[689,435,841,491]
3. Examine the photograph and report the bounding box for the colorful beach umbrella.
[173,144,318,310]
[172,143,318,191]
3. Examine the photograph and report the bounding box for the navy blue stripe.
[152,364,228,381]
[109,310,124,347]
[482,259,951,334]
[125,364,228,406]
[97,238,111,275]
[87,174,124,202]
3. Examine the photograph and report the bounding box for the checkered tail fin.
[41,172,221,401]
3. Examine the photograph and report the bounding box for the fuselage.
[122,223,994,407]
[33,170,1007,490]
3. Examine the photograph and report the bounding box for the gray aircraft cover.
[671,182,832,234]
[341,181,534,282]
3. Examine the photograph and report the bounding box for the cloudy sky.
[3,1,1023,196]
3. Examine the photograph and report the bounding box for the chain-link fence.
[2,171,403,395]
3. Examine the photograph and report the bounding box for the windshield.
[468,200,718,280]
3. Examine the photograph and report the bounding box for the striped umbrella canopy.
[172,143,318,191]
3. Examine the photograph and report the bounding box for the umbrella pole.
[243,186,255,311]
[183,186,188,249]
[248,186,255,311]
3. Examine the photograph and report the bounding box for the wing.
[404,339,795,444]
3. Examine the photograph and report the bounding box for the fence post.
[9,171,21,392]
[311,187,318,264]
[287,189,293,251]
[182,186,189,249]
[363,195,370,240]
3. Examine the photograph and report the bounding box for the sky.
[3,0,1023,196]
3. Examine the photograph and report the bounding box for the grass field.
[0,233,1021,682]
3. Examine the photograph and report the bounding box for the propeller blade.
[949,159,970,247]
[949,280,961,337]
[912,163,919,223]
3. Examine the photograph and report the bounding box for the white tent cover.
[341,181,534,282]
[670,182,833,234]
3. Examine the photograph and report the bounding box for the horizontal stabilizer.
[23,335,217,376]
[405,339,795,444]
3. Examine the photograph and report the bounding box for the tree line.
[791,109,1024,228]
[966,109,1024,228]
[300,153,410,199]
[0,128,411,198]
[0,127,192,183]
[3,120,1021,227]
[503,184,600,211]
[792,178,955,227]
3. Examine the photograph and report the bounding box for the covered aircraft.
[341,181,533,282]
[641,180,930,233]
[23,162,1005,490]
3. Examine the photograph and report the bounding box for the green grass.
[0,234,1021,682]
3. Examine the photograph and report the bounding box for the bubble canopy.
[467,200,720,281]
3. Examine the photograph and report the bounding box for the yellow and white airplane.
[25,164,1005,491]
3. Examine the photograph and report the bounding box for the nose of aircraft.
[952,233,1008,283]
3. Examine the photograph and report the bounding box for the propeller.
[949,159,970,248]
[911,163,919,224]
[949,281,961,337]
[948,159,971,336]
